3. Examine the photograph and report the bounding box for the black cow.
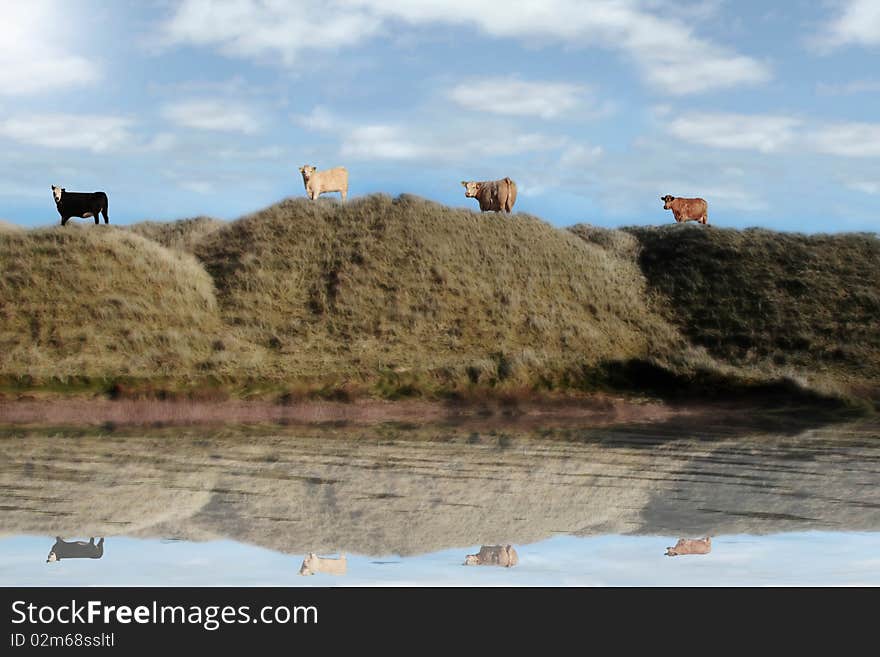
[51,185,109,225]
[46,537,105,562]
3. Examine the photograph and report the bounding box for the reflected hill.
[1,419,877,557]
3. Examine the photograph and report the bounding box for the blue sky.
[2,0,880,232]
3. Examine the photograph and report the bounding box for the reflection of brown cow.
[46,537,105,562]
[464,545,519,567]
[462,178,517,213]
[665,536,711,557]
[299,552,347,576]
[661,195,708,225]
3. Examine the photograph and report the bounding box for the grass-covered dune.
[625,225,880,396]
[191,194,685,392]
[0,195,876,405]
[0,226,231,383]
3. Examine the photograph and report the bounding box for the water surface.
[1,416,877,586]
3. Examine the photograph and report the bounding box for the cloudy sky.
[2,0,880,231]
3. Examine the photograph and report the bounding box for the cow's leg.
[94,214,100,225]
[102,205,109,224]
[61,216,69,226]
[340,189,347,202]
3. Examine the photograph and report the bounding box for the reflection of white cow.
[464,545,518,567]
[665,537,711,557]
[299,552,347,576]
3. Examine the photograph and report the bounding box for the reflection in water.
[46,537,105,562]
[298,553,347,576]
[0,416,878,584]
[665,536,711,557]
[464,545,519,567]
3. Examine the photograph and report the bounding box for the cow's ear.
[461,181,467,187]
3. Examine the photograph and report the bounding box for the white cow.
[299,165,348,201]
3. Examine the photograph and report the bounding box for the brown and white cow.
[661,195,708,225]
[665,536,711,557]
[298,552,347,576]
[299,165,348,201]
[464,545,519,567]
[462,177,517,213]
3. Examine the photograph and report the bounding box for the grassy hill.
[624,225,880,397]
[0,225,233,384]
[129,216,224,253]
[0,197,876,405]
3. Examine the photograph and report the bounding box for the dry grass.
[626,225,880,394]
[128,216,225,253]
[0,220,24,233]
[194,194,685,393]
[0,196,876,405]
[0,225,234,382]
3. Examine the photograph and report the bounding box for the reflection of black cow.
[46,537,105,562]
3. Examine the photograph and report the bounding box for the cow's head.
[299,165,316,181]
[298,552,317,576]
[661,194,675,209]
[461,181,480,198]
[51,185,63,203]
[664,547,678,557]
[47,537,62,562]
[463,554,480,565]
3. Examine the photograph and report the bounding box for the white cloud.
[342,125,427,160]
[559,144,603,168]
[179,180,214,195]
[293,106,340,132]
[161,0,770,95]
[0,114,133,152]
[449,78,594,119]
[816,79,880,95]
[665,112,880,160]
[162,99,261,134]
[161,0,383,66]
[845,181,880,195]
[667,112,803,153]
[818,0,880,49]
[0,1,100,96]
[810,122,880,158]
[339,122,565,161]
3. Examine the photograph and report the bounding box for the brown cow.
[462,177,517,213]
[661,195,708,225]
[464,545,519,567]
[665,536,711,557]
